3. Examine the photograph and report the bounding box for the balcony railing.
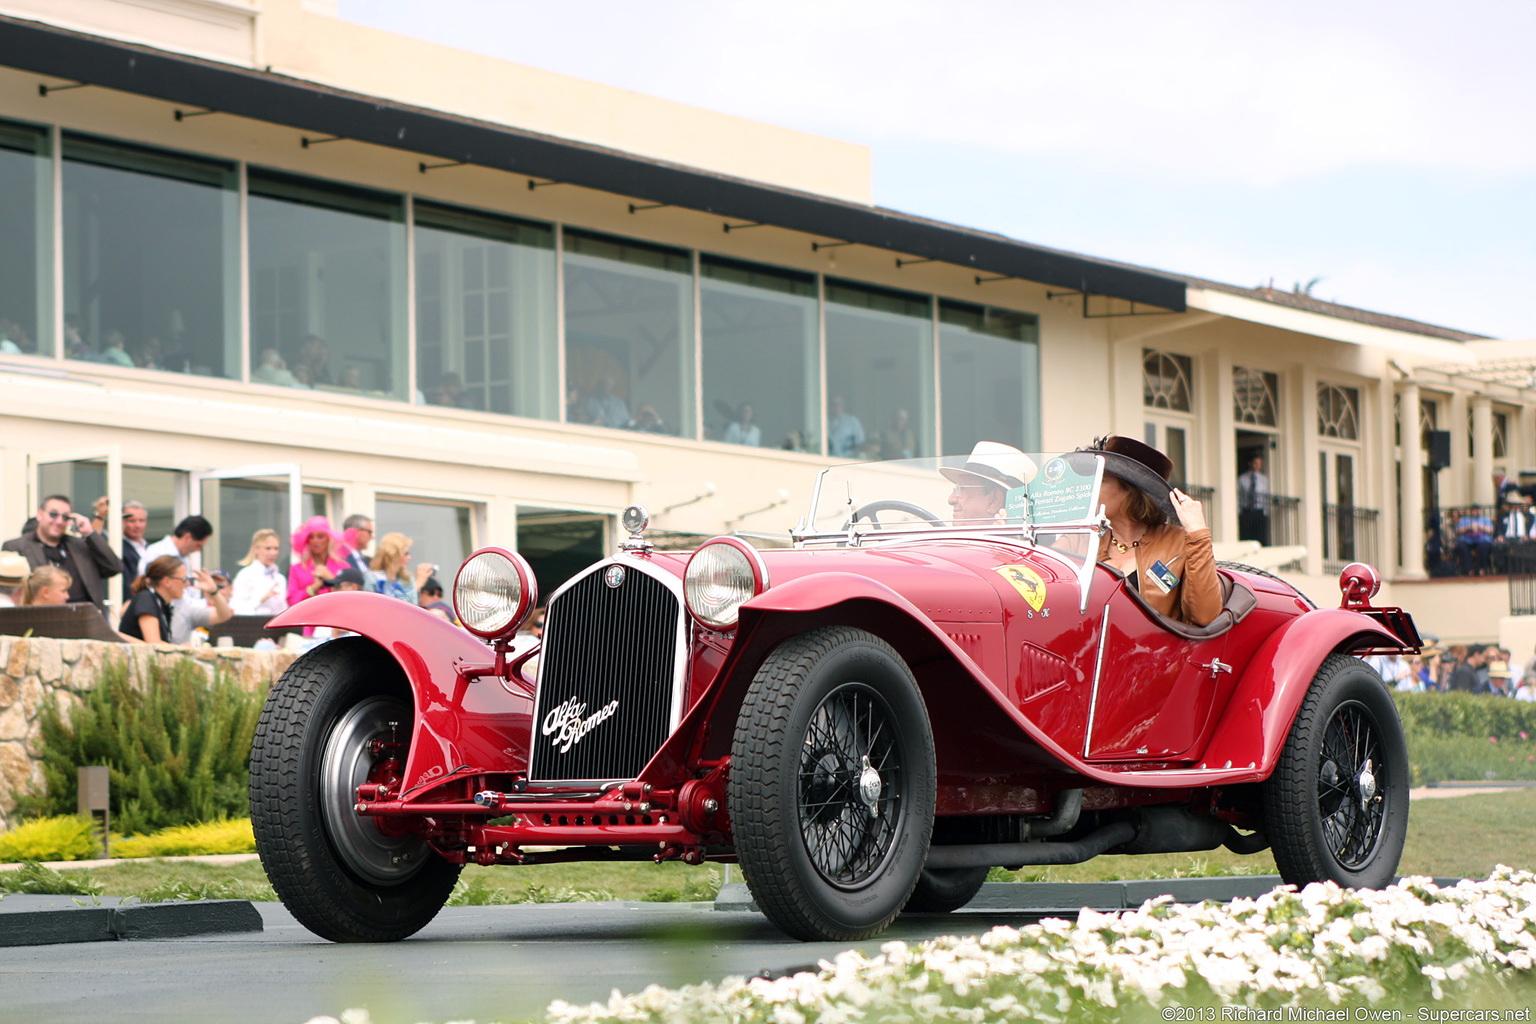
[1322,504,1380,575]
[1424,504,1531,577]
[1174,483,1217,527]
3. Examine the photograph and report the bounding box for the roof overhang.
[1186,285,1475,360]
[0,15,1186,312]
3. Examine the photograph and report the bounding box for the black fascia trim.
[1,17,1186,311]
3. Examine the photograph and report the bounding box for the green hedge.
[19,658,266,835]
[1393,691,1536,785]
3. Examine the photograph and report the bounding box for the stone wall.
[0,636,297,831]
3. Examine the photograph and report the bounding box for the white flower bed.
[545,868,1536,1024]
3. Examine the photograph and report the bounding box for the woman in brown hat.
[1087,435,1221,627]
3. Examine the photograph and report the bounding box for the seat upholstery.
[1113,569,1257,640]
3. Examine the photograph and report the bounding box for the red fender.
[1197,608,1405,775]
[268,593,532,800]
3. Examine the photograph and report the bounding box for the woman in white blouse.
[230,529,289,615]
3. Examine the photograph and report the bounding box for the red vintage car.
[249,451,1419,943]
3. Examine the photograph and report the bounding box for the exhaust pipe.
[923,820,1137,870]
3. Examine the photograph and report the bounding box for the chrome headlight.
[684,537,768,630]
[453,547,537,640]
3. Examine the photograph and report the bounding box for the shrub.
[111,819,256,859]
[0,862,104,896]
[23,657,266,835]
[0,815,100,863]
[133,875,276,903]
[1393,691,1536,740]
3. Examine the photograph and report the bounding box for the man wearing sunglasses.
[3,494,124,615]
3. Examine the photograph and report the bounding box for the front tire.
[1263,653,1408,889]
[250,637,461,941]
[730,627,936,941]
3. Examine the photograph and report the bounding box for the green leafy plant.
[22,658,266,834]
[0,815,100,863]
[111,818,256,859]
[445,876,522,906]
[133,874,276,903]
[641,868,722,902]
[0,861,104,896]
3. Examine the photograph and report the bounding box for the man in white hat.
[941,442,1038,524]
[0,550,28,607]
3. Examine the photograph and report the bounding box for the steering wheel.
[849,500,945,528]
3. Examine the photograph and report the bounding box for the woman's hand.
[313,564,336,583]
[414,562,436,588]
[1170,488,1207,532]
[192,568,218,598]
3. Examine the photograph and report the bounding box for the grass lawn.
[27,789,1536,900]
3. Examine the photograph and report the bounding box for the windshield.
[799,452,1108,540]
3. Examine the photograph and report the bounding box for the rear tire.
[730,626,935,941]
[904,865,989,913]
[1263,654,1408,889]
[250,637,460,942]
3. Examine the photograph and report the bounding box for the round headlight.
[453,547,537,640]
[684,538,768,630]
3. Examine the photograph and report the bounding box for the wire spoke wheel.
[1265,653,1408,890]
[796,683,902,888]
[731,626,935,941]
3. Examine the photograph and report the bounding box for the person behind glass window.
[2,494,123,614]
[288,516,347,606]
[827,395,865,458]
[231,529,289,616]
[940,442,1033,524]
[880,408,916,460]
[19,566,72,606]
[584,374,630,429]
[1088,434,1221,628]
[723,402,761,447]
[365,532,436,605]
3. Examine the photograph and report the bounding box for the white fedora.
[940,442,1038,491]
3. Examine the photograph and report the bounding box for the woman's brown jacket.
[1096,525,1222,627]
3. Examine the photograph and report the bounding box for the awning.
[0,15,1186,312]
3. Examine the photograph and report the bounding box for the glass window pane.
[248,169,406,399]
[516,507,607,597]
[63,133,236,376]
[564,229,695,437]
[938,301,1039,454]
[374,498,474,584]
[825,279,934,459]
[0,119,50,357]
[701,255,818,451]
[414,201,557,417]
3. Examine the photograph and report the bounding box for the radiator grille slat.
[531,565,682,782]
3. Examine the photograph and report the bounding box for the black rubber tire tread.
[1262,653,1408,889]
[904,865,989,913]
[729,625,935,942]
[250,636,461,942]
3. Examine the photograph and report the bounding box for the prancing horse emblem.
[995,564,1046,612]
[604,565,626,588]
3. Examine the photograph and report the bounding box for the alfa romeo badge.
[604,564,626,588]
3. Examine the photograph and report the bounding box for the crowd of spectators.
[1370,640,1536,701]
[1,494,462,646]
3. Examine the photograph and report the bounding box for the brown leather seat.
[1108,568,1257,640]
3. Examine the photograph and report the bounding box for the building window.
[0,119,49,357]
[563,230,694,437]
[414,201,557,417]
[939,301,1039,454]
[248,169,407,398]
[1317,383,1360,440]
[1143,349,1193,411]
[1233,367,1278,427]
[825,279,934,459]
[700,255,818,451]
[374,497,475,582]
[63,134,237,377]
[1468,408,1511,459]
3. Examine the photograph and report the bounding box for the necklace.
[1110,529,1141,553]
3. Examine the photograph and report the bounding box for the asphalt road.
[0,899,1043,1024]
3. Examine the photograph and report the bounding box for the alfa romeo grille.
[530,563,683,782]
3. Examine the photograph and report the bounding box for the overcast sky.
[340,1,1535,339]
